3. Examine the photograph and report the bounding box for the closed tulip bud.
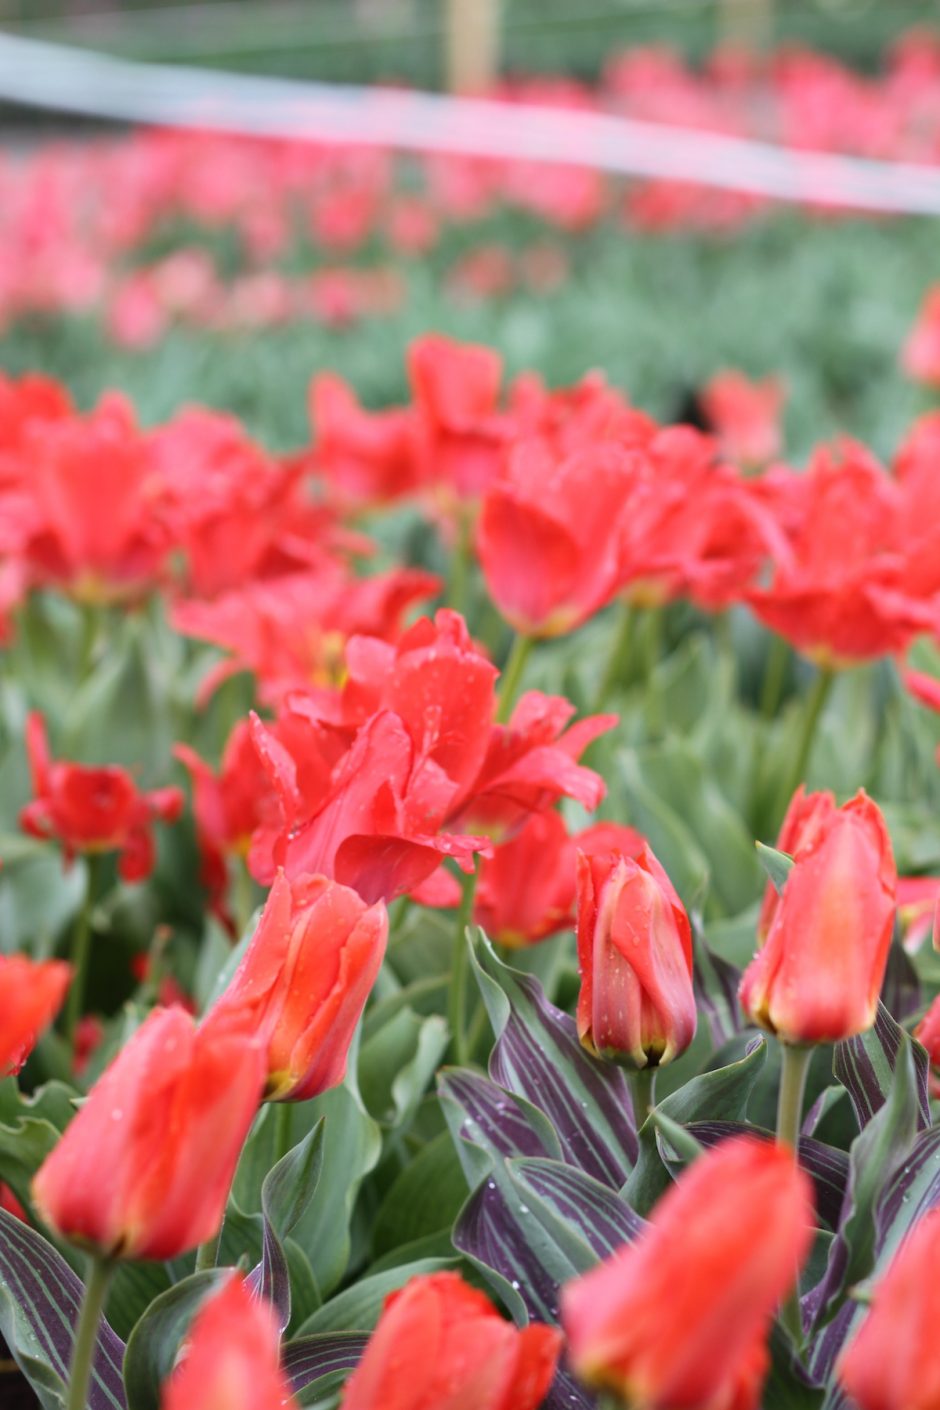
[914,996,940,1098]
[0,955,72,1076]
[757,785,837,942]
[206,871,387,1102]
[32,1006,265,1260]
[740,790,896,1044]
[562,1135,815,1410]
[576,845,696,1070]
[162,1274,298,1410]
[341,1272,561,1410]
[839,1210,940,1410]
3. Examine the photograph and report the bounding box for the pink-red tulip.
[741,790,896,1043]
[341,1271,561,1410]
[161,1273,298,1410]
[839,1210,940,1410]
[0,955,72,1076]
[206,871,387,1101]
[562,1135,815,1410]
[757,785,838,942]
[32,1006,265,1259]
[576,843,696,1069]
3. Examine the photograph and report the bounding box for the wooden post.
[719,0,774,51]
[445,0,502,93]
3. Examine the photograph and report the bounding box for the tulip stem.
[496,634,533,724]
[776,1042,813,1348]
[630,1067,657,1126]
[448,510,474,619]
[448,865,479,1066]
[66,1256,112,1410]
[760,635,790,720]
[594,599,636,710]
[273,1102,293,1165]
[194,1231,221,1273]
[65,856,98,1054]
[777,667,834,821]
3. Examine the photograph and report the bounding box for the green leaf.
[755,842,794,895]
[372,1133,468,1256]
[296,1258,458,1337]
[624,1038,768,1214]
[358,1011,448,1129]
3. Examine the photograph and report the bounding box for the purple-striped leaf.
[0,1207,126,1410]
[282,1332,367,1404]
[692,932,743,1048]
[833,1003,930,1131]
[511,1159,646,1258]
[809,1033,922,1332]
[806,1126,940,1398]
[880,941,921,1023]
[247,1120,325,1335]
[469,936,637,1187]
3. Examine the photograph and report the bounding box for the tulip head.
[32,1005,265,1260]
[757,785,837,942]
[562,1135,815,1410]
[207,871,387,1102]
[0,955,72,1077]
[741,790,896,1044]
[839,1210,940,1410]
[576,844,696,1070]
[341,1271,561,1410]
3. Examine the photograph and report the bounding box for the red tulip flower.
[477,440,635,636]
[341,1272,561,1410]
[914,996,940,1099]
[32,1005,265,1260]
[740,790,896,1044]
[206,871,387,1101]
[562,1135,815,1410]
[162,1273,298,1410]
[902,284,940,388]
[839,1210,940,1410]
[20,713,184,881]
[576,843,696,1070]
[0,955,72,1076]
[308,372,425,510]
[408,334,509,502]
[699,369,785,469]
[757,785,838,942]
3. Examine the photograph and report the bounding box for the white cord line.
[1,31,939,216]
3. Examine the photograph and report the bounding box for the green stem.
[777,667,834,819]
[496,634,534,724]
[65,857,98,1052]
[630,1066,657,1126]
[448,864,480,1066]
[776,1042,813,1347]
[273,1101,293,1165]
[77,606,100,682]
[66,1257,112,1410]
[448,511,474,619]
[594,599,636,711]
[760,635,790,721]
[194,1231,221,1273]
[642,608,663,737]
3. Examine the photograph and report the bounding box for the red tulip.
[408,334,508,501]
[478,440,635,636]
[161,1273,298,1410]
[839,1210,940,1410]
[562,1135,815,1410]
[341,1271,561,1410]
[206,871,386,1101]
[897,876,940,952]
[757,785,838,942]
[20,713,183,882]
[308,372,425,510]
[902,284,940,388]
[32,1006,265,1259]
[740,790,896,1043]
[576,843,696,1069]
[0,955,72,1076]
[914,996,940,1099]
[699,369,785,469]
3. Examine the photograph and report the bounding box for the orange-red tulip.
[740,790,896,1043]
[839,1210,940,1410]
[562,1135,815,1410]
[757,784,837,942]
[0,955,72,1076]
[32,1005,265,1259]
[205,871,387,1101]
[576,844,696,1069]
[341,1271,561,1410]
[161,1273,298,1410]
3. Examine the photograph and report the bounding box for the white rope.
[2,31,940,216]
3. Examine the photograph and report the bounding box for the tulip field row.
[3,26,940,1410]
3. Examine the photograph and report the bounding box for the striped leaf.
[282,1332,367,1407]
[0,1208,126,1410]
[469,934,637,1187]
[123,1271,226,1410]
[833,1003,930,1131]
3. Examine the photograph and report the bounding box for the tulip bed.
[4,31,940,1410]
